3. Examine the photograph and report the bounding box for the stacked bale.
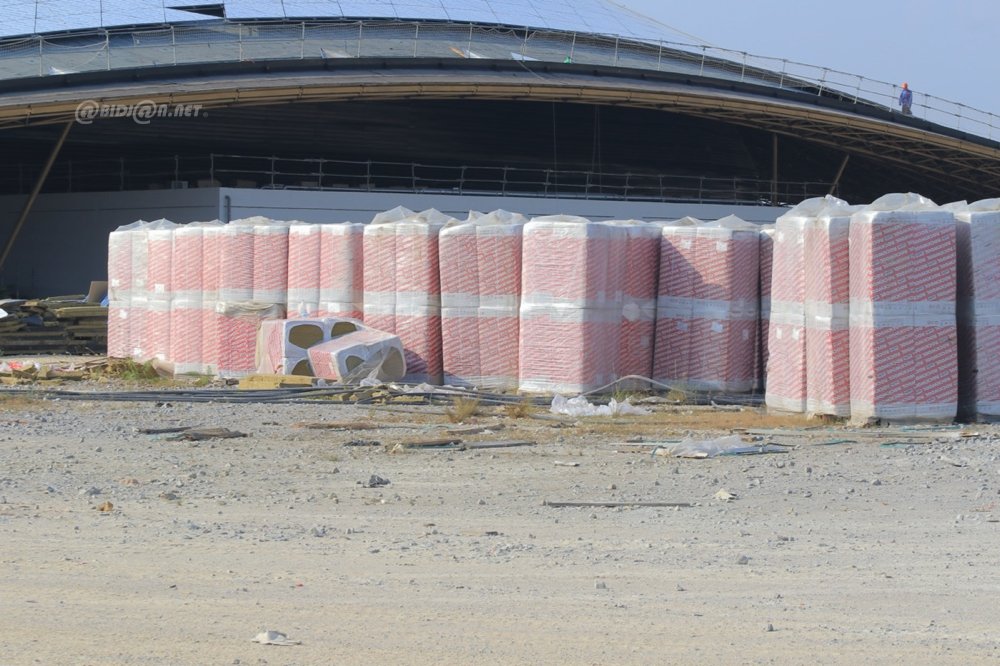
[107,220,148,359]
[654,216,759,392]
[168,221,219,375]
[518,216,627,394]
[765,199,822,412]
[286,222,322,317]
[803,203,858,417]
[363,207,452,384]
[141,219,177,362]
[953,199,1000,420]
[849,194,957,422]
[439,210,526,389]
[318,222,365,320]
[604,220,661,388]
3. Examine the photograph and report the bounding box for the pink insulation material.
[218,222,255,302]
[849,199,957,422]
[286,223,322,316]
[200,224,224,376]
[952,201,1000,419]
[803,209,855,417]
[169,223,211,375]
[363,207,449,383]
[439,210,525,389]
[764,207,810,412]
[653,216,759,393]
[318,222,365,320]
[213,302,285,378]
[107,221,147,359]
[250,220,289,304]
[135,219,177,361]
[605,221,660,389]
[518,216,627,394]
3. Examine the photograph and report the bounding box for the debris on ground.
[251,630,301,646]
[362,475,390,488]
[652,434,788,458]
[550,394,650,417]
[164,428,248,441]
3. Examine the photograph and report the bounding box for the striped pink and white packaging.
[849,196,957,422]
[756,225,775,391]
[107,220,148,359]
[214,301,285,378]
[319,222,365,320]
[654,217,759,393]
[250,219,289,304]
[200,224,224,376]
[145,219,176,300]
[363,207,449,384]
[439,210,525,389]
[952,200,1000,419]
[519,216,627,394]
[604,220,660,389]
[804,207,857,417]
[287,222,322,316]
[218,222,255,303]
[168,223,209,375]
[765,205,810,412]
[131,219,176,361]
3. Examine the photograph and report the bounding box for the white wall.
[0,187,786,296]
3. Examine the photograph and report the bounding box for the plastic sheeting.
[363,207,452,384]
[653,216,759,392]
[849,194,957,422]
[518,216,627,394]
[952,199,1000,419]
[439,210,525,389]
[803,205,857,417]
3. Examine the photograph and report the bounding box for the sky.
[617,0,1000,115]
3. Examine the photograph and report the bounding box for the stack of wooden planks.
[0,296,107,355]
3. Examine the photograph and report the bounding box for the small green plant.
[445,396,481,423]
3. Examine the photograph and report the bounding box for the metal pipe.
[0,120,73,272]
[829,153,850,195]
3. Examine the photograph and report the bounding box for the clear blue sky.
[617,0,999,115]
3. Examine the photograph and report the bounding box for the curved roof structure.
[1,0,668,40]
[0,0,998,204]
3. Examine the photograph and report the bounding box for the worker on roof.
[899,82,913,116]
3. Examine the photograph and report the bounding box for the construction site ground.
[0,370,998,664]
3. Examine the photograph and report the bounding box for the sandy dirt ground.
[1,387,999,665]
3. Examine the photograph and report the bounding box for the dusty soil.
[1,388,999,665]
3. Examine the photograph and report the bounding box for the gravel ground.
[1,389,999,664]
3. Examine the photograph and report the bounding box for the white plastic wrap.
[363,208,449,383]
[953,198,1000,419]
[518,217,627,394]
[653,216,759,392]
[803,205,859,417]
[307,327,406,383]
[849,195,957,422]
[439,209,525,389]
[318,222,365,320]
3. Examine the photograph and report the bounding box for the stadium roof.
[0,0,669,40]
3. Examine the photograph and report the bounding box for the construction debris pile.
[107,195,1000,422]
[0,295,108,355]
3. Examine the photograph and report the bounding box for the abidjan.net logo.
[75,99,205,125]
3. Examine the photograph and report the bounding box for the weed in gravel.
[503,398,536,419]
[446,397,481,423]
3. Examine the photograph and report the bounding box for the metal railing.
[2,152,835,205]
[0,19,995,141]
